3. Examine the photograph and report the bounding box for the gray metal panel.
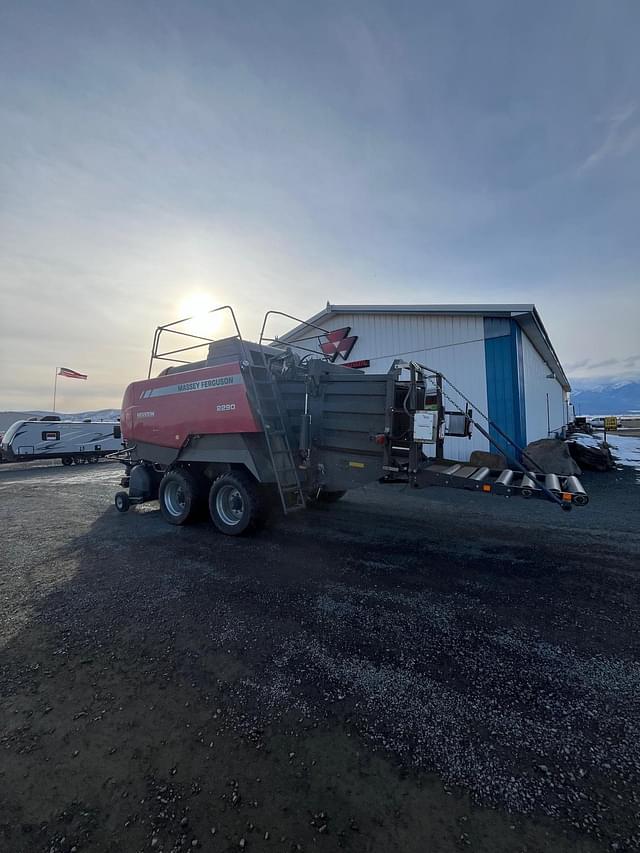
[133,440,180,466]
[275,378,307,446]
[321,380,387,394]
[521,331,568,438]
[317,429,384,454]
[305,369,389,461]
[320,398,388,415]
[313,447,384,491]
[319,412,385,433]
[131,434,275,482]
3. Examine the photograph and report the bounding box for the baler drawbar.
[113,306,588,534]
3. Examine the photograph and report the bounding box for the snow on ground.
[605,433,640,472]
[574,431,640,473]
[568,432,602,449]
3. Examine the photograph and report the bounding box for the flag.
[58,367,88,380]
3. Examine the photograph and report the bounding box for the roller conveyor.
[417,462,589,507]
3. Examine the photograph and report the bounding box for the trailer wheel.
[159,469,201,525]
[208,472,265,536]
[318,490,346,503]
[115,491,130,513]
[62,457,73,467]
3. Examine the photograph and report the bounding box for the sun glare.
[178,293,222,339]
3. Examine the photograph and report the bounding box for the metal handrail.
[147,306,335,378]
[409,361,566,508]
[259,310,332,360]
[156,341,213,359]
[147,305,244,378]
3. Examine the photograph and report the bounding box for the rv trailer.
[1,418,122,465]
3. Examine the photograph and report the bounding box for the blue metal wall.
[483,319,527,457]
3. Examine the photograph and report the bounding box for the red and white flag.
[58,367,88,380]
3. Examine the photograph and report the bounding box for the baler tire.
[208,472,265,536]
[318,490,346,503]
[159,469,201,526]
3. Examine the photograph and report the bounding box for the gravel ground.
[0,459,639,853]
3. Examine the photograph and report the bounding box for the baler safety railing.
[148,306,336,378]
[147,305,245,378]
[259,310,334,361]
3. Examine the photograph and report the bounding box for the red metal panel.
[121,361,261,449]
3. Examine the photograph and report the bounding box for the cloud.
[587,357,620,370]
[564,358,591,371]
[579,101,640,172]
[566,353,640,389]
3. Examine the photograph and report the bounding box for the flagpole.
[53,367,58,413]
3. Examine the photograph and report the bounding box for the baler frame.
[114,305,589,534]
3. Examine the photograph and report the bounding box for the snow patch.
[605,434,640,472]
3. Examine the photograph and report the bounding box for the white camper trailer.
[0,418,122,465]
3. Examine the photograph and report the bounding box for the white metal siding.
[312,312,490,461]
[521,333,567,441]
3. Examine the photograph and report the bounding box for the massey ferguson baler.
[113,307,588,535]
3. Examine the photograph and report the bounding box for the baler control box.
[413,409,438,444]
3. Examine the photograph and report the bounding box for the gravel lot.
[1,456,639,853]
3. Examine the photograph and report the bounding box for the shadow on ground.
[1,465,639,852]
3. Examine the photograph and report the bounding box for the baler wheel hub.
[215,485,245,526]
[164,481,187,517]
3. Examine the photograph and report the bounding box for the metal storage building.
[281,304,570,462]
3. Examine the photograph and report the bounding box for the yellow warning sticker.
[349,461,365,468]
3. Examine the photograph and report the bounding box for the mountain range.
[570,380,640,416]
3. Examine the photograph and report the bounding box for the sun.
[178,293,222,339]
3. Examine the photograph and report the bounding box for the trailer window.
[42,431,60,441]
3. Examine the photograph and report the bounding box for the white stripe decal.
[140,374,243,400]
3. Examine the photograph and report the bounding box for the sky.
[1,0,639,411]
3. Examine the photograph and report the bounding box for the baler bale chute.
[113,306,588,535]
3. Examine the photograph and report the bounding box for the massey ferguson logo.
[320,327,358,362]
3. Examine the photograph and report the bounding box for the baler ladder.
[245,352,306,514]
